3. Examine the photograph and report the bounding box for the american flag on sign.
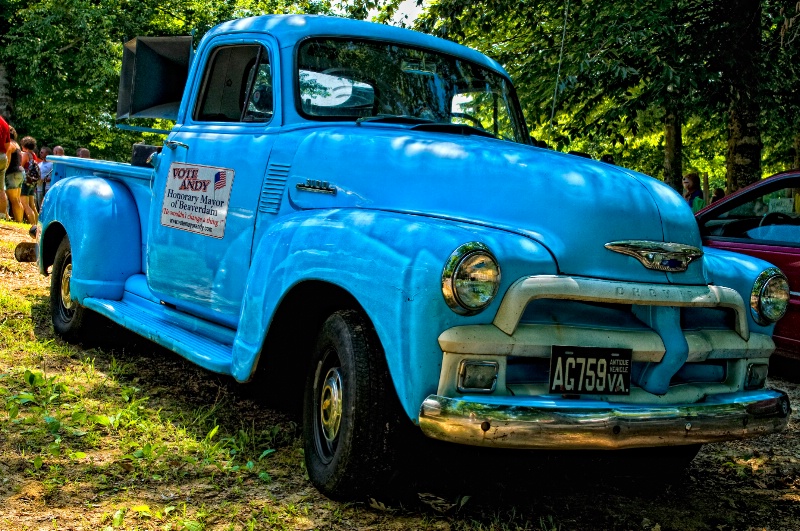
[214,171,227,191]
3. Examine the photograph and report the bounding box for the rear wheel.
[303,310,401,500]
[51,236,93,340]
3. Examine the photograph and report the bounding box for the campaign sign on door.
[160,162,235,239]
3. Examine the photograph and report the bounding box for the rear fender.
[39,176,142,303]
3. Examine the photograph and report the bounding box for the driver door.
[147,36,277,328]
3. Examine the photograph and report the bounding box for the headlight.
[750,267,790,325]
[442,242,501,315]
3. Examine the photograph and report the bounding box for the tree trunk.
[793,133,800,169]
[726,99,761,192]
[724,0,762,192]
[663,105,682,192]
[0,63,12,121]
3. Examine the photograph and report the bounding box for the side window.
[195,44,272,123]
[244,62,273,121]
[702,185,800,244]
[451,90,515,141]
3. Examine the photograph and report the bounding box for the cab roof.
[206,14,510,78]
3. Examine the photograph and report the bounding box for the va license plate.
[549,346,632,395]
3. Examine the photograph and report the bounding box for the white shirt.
[39,160,53,191]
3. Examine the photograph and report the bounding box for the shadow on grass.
[24,299,798,530]
[30,296,299,449]
[35,303,660,501]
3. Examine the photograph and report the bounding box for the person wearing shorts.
[5,147,24,222]
[0,152,7,220]
[0,115,9,220]
[19,136,38,225]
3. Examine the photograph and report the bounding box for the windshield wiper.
[355,116,497,139]
[356,115,435,125]
[410,123,496,139]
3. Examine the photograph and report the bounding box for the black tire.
[303,310,402,500]
[51,235,93,340]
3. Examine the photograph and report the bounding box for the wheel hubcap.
[61,262,75,311]
[319,367,343,444]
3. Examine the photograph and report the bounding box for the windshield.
[296,38,528,143]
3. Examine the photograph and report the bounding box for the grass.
[0,262,575,530]
[0,263,466,530]
[0,281,308,530]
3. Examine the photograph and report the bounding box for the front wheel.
[303,310,402,500]
[51,235,93,340]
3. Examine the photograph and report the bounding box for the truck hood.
[283,126,705,285]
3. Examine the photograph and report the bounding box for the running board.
[82,297,235,375]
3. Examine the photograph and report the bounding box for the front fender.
[230,208,557,422]
[40,176,141,302]
[703,246,782,336]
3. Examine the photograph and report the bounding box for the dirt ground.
[1,221,799,530]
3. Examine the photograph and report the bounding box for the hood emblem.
[296,179,337,195]
[605,240,703,273]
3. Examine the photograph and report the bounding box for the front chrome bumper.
[419,389,790,449]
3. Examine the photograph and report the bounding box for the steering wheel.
[321,67,355,78]
[451,112,486,130]
[759,212,794,227]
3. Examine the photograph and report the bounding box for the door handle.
[165,141,189,151]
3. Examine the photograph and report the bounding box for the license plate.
[549,346,632,395]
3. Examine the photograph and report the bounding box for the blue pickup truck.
[30,15,790,499]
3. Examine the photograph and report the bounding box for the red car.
[697,171,800,360]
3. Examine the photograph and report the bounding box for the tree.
[0,0,21,119]
[2,0,224,158]
[0,0,343,161]
[418,1,720,190]
[715,0,763,191]
[761,1,800,173]
[417,1,797,190]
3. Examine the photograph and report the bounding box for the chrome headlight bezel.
[442,242,501,315]
[750,267,790,325]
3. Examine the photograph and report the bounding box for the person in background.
[5,130,24,222]
[47,146,65,191]
[6,126,18,156]
[77,147,90,158]
[37,146,53,209]
[0,115,9,220]
[682,172,706,213]
[20,136,39,225]
[711,187,725,204]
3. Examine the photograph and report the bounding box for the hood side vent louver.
[259,162,292,214]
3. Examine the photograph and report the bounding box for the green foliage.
[0,0,353,161]
[5,0,800,181]
[4,0,172,158]
[419,1,712,175]
[761,1,800,171]
[419,0,800,183]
